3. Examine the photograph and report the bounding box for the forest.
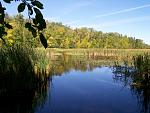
[1,14,149,49]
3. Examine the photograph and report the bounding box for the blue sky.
[2,0,150,44]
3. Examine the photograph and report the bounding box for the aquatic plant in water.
[0,44,50,113]
[112,53,150,113]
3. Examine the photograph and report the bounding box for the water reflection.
[0,73,51,113]
[0,54,150,113]
[112,65,150,113]
[48,54,113,76]
[46,54,150,113]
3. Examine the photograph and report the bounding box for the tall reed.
[0,44,50,95]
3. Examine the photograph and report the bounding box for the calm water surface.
[36,67,139,113]
[0,55,149,113]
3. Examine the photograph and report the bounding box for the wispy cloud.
[71,16,150,29]
[100,16,150,27]
[95,4,150,18]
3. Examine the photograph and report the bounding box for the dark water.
[0,55,150,113]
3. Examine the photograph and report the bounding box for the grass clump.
[0,44,49,95]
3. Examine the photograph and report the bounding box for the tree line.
[1,14,149,49]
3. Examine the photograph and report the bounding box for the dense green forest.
[1,14,149,49]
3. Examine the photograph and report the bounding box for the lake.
[37,67,139,113]
[0,54,149,113]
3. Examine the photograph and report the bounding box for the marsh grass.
[133,53,150,74]
[113,53,150,113]
[0,44,50,95]
[112,55,150,113]
[0,45,34,75]
[46,48,150,56]
[131,53,150,87]
[0,44,51,113]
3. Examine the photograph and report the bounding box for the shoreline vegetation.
[1,13,150,113]
[0,45,51,113]
[46,48,150,88]
[0,1,150,112]
[0,46,150,113]
[44,48,150,62]
[1,47,150,76]
[0,45,50,96]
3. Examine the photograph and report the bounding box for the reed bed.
[112,52,150,88]
[112,53,150,113]
[44,48,150,60]
[0,45,50,97]
[132,53,150,86]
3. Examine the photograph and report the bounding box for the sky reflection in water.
[36,67,139,113]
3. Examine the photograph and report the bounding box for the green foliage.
[40,33,47,49]
[113,53,150,87]
[0,44,49,113]
[0,0,47,48]
[3,0,12,3]
[0,2,12,43]
[25,22,37,37]
[133,53,150,74]
[0,14,149,48]
[0,44,49,82]
[0,0,149,49]
[17,3,26,13]
[44,22,149,49]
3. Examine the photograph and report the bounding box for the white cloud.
[95,4,150,18]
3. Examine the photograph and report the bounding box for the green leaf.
[33,18,38,25]
[5,22,13,29]
[25,22,32,28]
[3,0,12,3]
[18,3,26,13]
[34,8,42,15]
[27,4,33,15]
[31,30,37,37]
[31,1,44,9]
[0,26,5,33]
[25,22,37,37]
[38,19,46,30]
[30,27,37,37]
[40,33,47,49]
[2,7,6,10]
[34,8,43,21]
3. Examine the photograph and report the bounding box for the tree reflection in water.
[1,53,150,113]
[112,65,150,113]
[48,54,114,76]
[40,54,150,113]
[0,53,113,113]
[0,72,51,113]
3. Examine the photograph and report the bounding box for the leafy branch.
[0,0,47,48]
